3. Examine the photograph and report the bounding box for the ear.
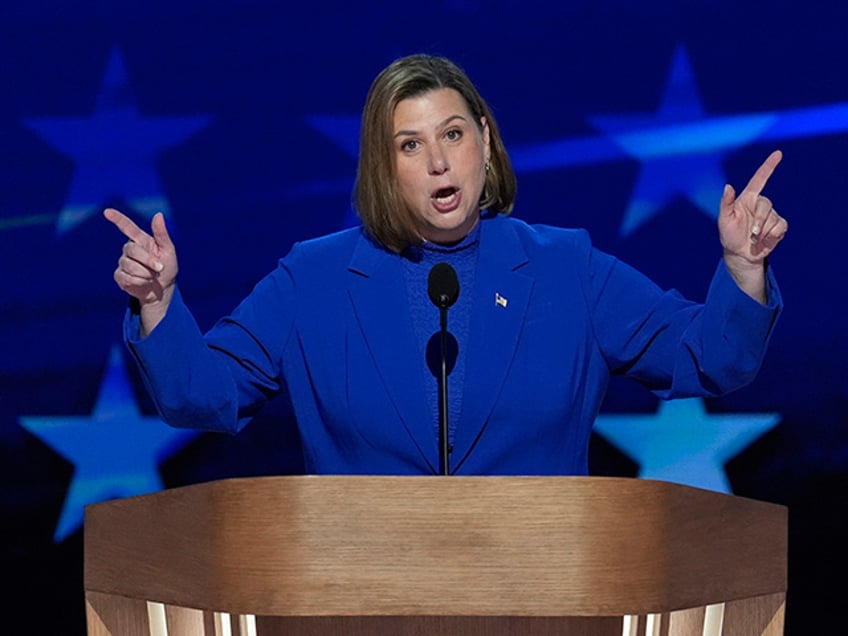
[480,117,491,162]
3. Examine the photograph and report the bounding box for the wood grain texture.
[723,593,785,635]
[84,476,787,620]
[86,591,150,636]
[254,615,624,635]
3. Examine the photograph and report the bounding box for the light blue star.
[588,47,746,235]
[24,47,212,235]
[593,398,780,494]
[19,344,200,542]
[515,45,848,236]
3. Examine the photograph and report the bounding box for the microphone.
[427,263,459,476]
[428,262,460,309]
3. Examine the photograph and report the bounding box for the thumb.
[719,183,736,218]
[150,212,174,250]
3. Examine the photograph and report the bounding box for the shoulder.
[285,226,365,264]
[275,225,380,278]
[486,214,595,260]
[270,225,396,289]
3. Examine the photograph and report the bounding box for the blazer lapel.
[451,216,533,471]
[346,234,439,473]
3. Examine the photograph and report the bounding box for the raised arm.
[104,208,178,336]
[719,150,788,303]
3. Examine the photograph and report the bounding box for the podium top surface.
[84,475,787,617]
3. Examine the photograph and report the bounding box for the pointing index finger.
[743,150,782,196]
[103,207,150,243]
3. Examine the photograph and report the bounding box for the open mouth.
[432,187,459,207]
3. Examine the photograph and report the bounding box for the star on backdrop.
[587,47,734,236]
[593,397,781,494]
[23,46,212,235]
[515,45,848,236]
[18,345,200,542]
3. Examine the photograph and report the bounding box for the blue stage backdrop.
[2,1,846,632]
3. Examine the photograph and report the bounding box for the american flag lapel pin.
[495,292,508,308]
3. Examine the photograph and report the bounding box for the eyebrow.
[393,114,468,139]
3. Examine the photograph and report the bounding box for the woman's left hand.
[720,150,788,265]
[719,150,788,302]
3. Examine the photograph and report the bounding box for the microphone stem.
[439,306,450,476]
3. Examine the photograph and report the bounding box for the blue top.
[126,213,782,476]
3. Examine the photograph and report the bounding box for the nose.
[427,145,449,175]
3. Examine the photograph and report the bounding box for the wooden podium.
[84,476,787,635]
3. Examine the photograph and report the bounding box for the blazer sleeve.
[580,234,782,398]
[124,260,297,433]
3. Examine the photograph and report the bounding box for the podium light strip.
[703,603,726,636]
[238,614,258,636]
[146,602,167,636]
[644,613,660,635]
[621,614,637,636]
[622,605,726,636]
[143,602,257,636]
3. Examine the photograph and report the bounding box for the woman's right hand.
[104,208,178,335]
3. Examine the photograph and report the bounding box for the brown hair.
[354,54,516,253]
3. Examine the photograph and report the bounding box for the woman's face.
[392,88,490,245]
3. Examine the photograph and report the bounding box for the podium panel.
[84,476,787,635]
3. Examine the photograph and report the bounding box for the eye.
[445,128,463,142]
[400,139,420,152]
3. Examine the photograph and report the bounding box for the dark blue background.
[2,1,846,632]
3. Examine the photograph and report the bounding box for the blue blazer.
[128,214,781,476]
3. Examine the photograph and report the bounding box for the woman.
[105,54,787,476]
